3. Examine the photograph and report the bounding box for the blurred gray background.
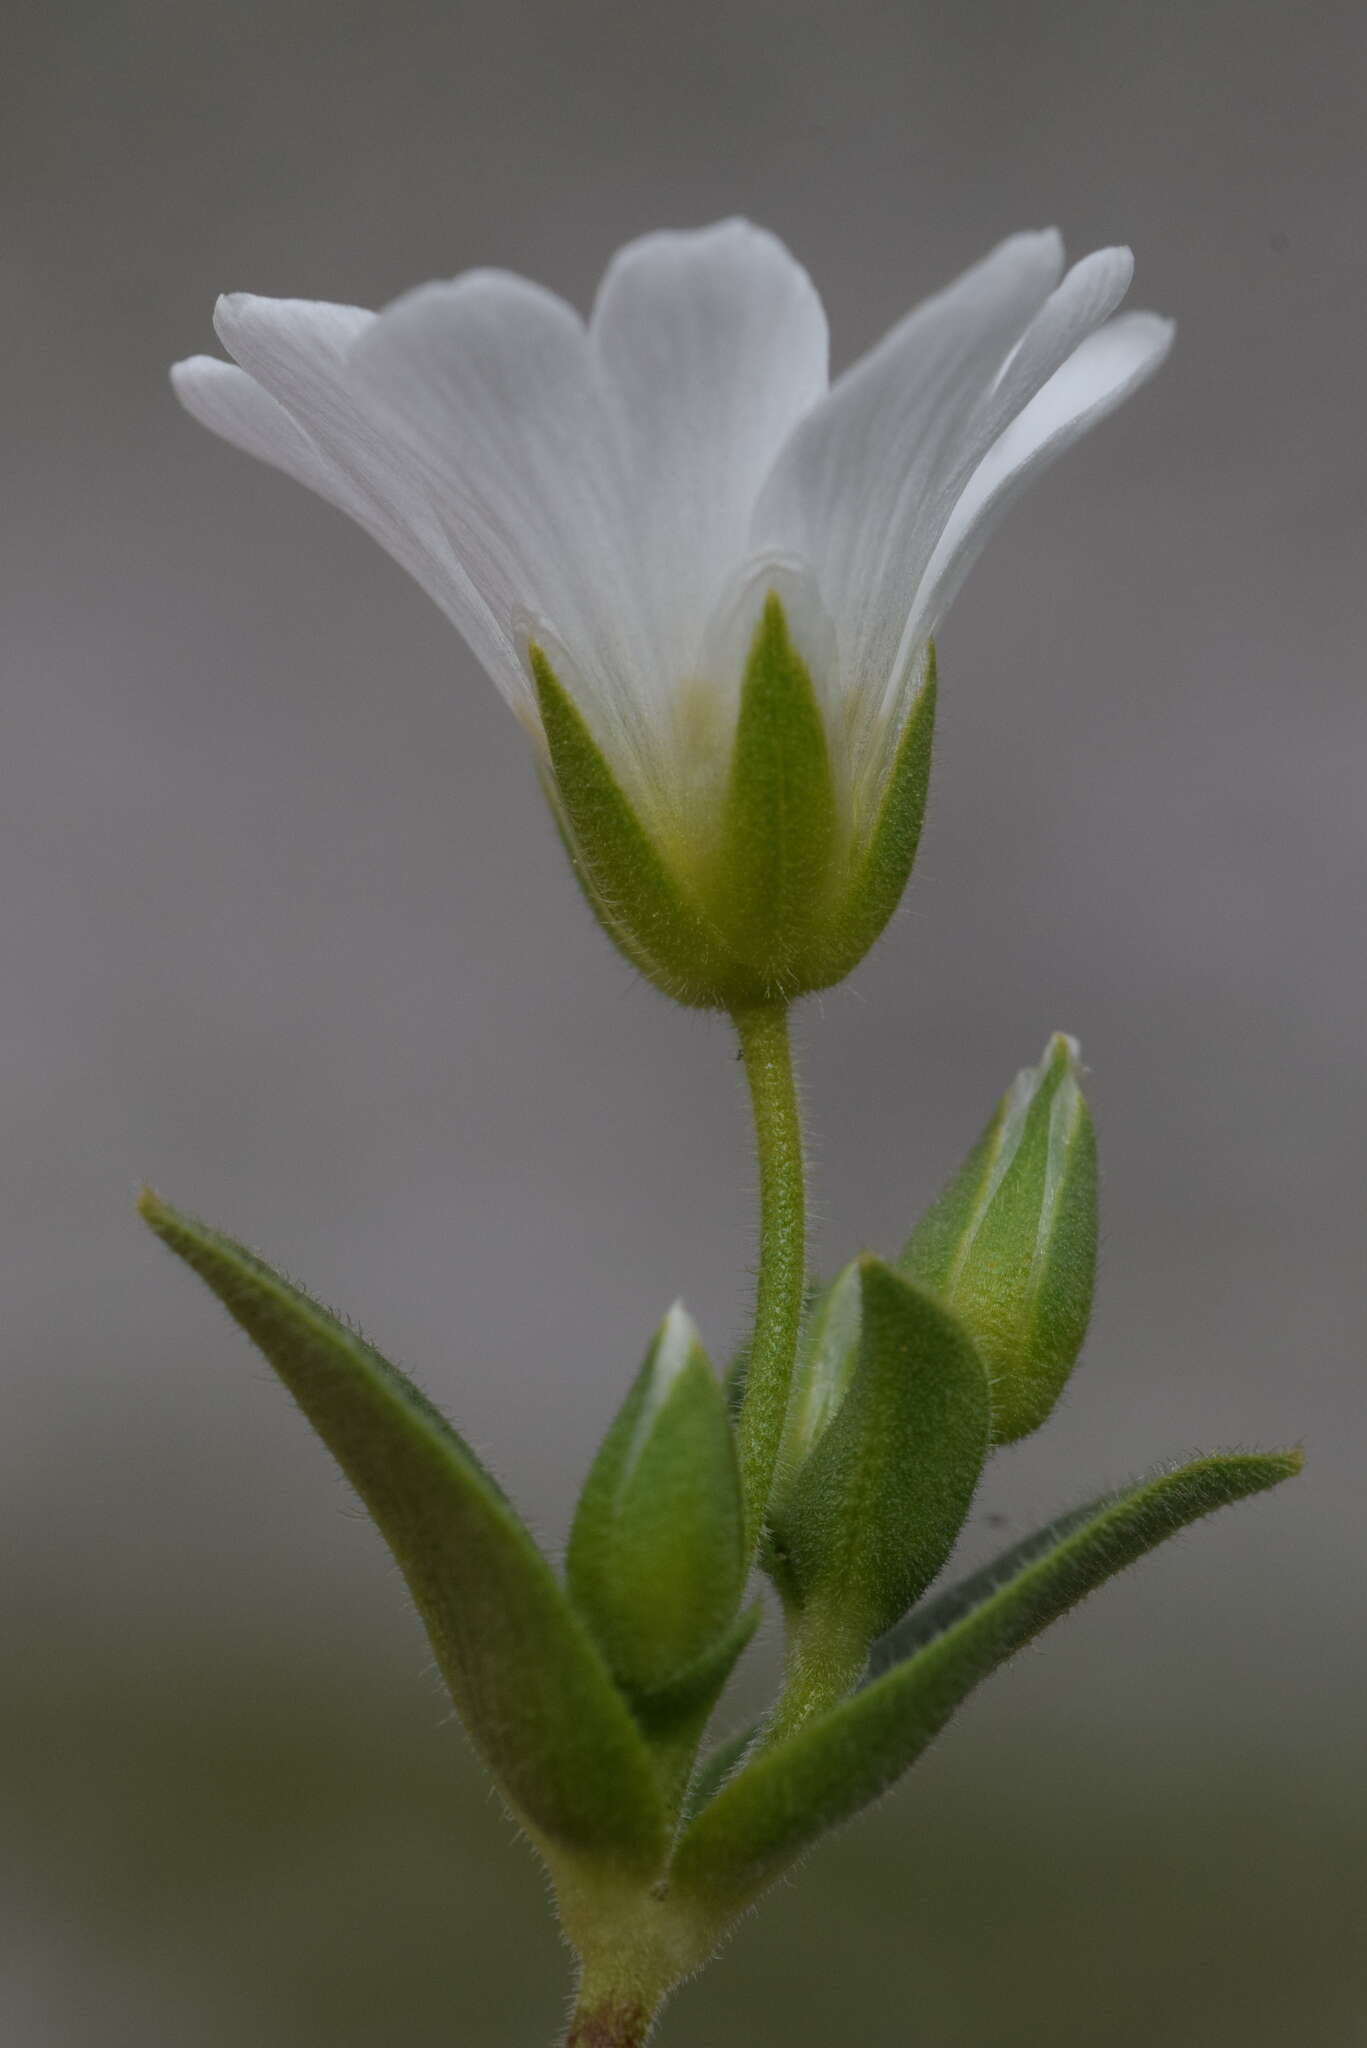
[4,1,1364,2041]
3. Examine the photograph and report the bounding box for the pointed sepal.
[708,591,838,986]
[815,645,936,985]
[533,646,732,1008]
[900,1032,1098,1443]
[567,1306,746,1703]
[767,1260,990,1657]
[674,1451,1302,1915]
[138,1189,666,1874]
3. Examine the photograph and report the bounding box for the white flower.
[173,221,1171,1003]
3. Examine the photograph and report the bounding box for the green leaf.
[673,1451,1301,1914]
[900,1032,1097,1443]
[710,592,838,980]
[138,1189,666,1875]
[815,645,936,985]
[533,646,733,1009]
[567,1306,745,1700]
[768,1260,990,1654]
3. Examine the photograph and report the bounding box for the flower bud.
[767,1259,989,1663]
[898,1034,1097,1443]
[566,1306,745,1701]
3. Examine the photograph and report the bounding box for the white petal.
[870,247,1139,715]
[752,230,1065,703]
[214,295,374,432]
[171,354,341,500]
[906,309,1176,647]
[348,272,665,779]
[973,248,1136,463]
[700,552,836,711]
[591,220,828,681]
[203,297,529,713]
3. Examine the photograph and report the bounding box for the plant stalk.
[564,1992,659,2047]
[731,999,807,1558]
[761,1598,868,1750]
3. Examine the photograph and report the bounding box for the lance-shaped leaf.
[533,646,733,1009]
[767,1260,990,1655]
[711,591,838,978]
[568,1306,746,1700]
[673,1451,1301,1913]
[138,1189,666,1874]
[900,1033,1097,1443]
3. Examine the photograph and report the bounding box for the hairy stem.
[761,1599,867,1751]
[564,1993,659,2047]
[731,999,807,1558]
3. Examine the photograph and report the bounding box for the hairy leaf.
[139,1189,666,1873]
[673,1452,1301,1913]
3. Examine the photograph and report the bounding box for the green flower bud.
[767,1259,989,1682]
[566,1306,745,1702]
[899,1034,1098,1443]
[533,594,935,1010]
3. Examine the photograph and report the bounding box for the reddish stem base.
[565,1998,655,2047]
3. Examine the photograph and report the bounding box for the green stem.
[761,1598,867,1751]
[731,999,807,1558]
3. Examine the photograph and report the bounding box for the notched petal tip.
[168,353,222,398]
[1073,244,1135,292]
[211,289,268,348]
[359,268,588,357]
[592,215,808,292]
[1003,224,1066,270]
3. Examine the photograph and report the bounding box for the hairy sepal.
[811,646,936,987]
[900,1032,1098,1442]
[708,592,838,987]
[533,647,735,1008]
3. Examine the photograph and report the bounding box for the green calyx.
[531,600,936,1009]
[900,1032,1098,1442]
